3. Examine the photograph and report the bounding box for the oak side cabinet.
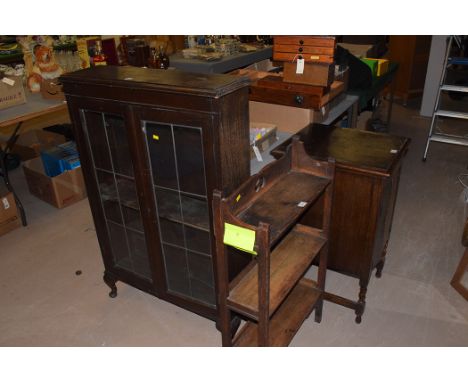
[61,66,251,320]
[273,124,410,323]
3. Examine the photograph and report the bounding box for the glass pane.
[122,206,143,232]
[155,187,182,223]
[108,221,131,271]
[83,111,112,171]
[181,195,209,231]
[116,175,139,210]
[184,226,211,254]
[190,279,216,306]
[188,251,215,305]
[96,170,122,224]
[127,230,152,280]
[187,251,214,287]
[105,114,134,177]
[162,244,190,296]
[173,125,206,196]
[159,218,184,247]
[145,122,178,190]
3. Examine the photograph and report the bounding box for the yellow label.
[310,55,320,60]
[223,223,257,255]
[152,134,159,140]
[235,194,241,202]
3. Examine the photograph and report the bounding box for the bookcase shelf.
[213,138,335,346]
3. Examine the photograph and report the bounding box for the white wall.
[420,36,448,117]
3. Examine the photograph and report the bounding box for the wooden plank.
[238,171,330,244]
[228,225,326,318]
[233,278,321,346]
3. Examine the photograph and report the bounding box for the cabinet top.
[60,66,250,98]
[273,124,410,175]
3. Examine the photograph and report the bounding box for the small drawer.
[274,36,336,47]
[283,62,334,87]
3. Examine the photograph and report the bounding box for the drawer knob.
[295,95,304,105]
[299,39,304,45]
[298,47,303,53]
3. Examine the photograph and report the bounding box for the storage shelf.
[156,193,210,232]
[227,224,326,320]
[238,171,330,245]
[233,278,320,347]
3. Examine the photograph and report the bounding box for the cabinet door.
[134,107,217,308]
[67,98,156,287]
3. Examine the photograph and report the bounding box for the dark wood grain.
[61,66,250,97]
[212,138,334,346]
[228,225,326,319]
[273,123,410,323]
[62,66,251,322]
[249,78,344,110]
[238,172,329,244]
[233,279,321,347]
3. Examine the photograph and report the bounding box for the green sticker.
[223,223,257,255]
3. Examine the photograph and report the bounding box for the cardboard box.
[0,75,26,110]
[249,101,329,134]
[0,192,21,236]
[4,130,66,161]
[250,122,277,159]
[22,157,87,208]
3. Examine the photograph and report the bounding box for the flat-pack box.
[22,157,87,208]
[249,101,329,134]
[0,192,21,237]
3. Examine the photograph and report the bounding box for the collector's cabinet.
[61,66,251,320]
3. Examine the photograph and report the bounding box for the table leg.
[0,121,27,226]
[348,100,359,129]
[386,78,396,127]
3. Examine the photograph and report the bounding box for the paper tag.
[2,77,15,86]
[297,201,307,208]
[152,134,159,140]
[2,197,10,209]
[253,145,263,162]
[235,194,241,202]
[310,55,320,60]
[223,223,257,255]
[296,58,305,74]
[390,149,398,154]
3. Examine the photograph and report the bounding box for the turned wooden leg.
[376,244,388,278]
[355,279,368,324]
[376,259,385,278]
[314,299,323,323]
[103,272,118,298]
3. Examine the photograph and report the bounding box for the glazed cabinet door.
[132,106,217,310]
[67,98,156,291]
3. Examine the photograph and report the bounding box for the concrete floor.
[0,100,467,347]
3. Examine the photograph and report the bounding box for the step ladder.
[423,36,468,161]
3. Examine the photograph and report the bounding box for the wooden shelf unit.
[213,138,335,346]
